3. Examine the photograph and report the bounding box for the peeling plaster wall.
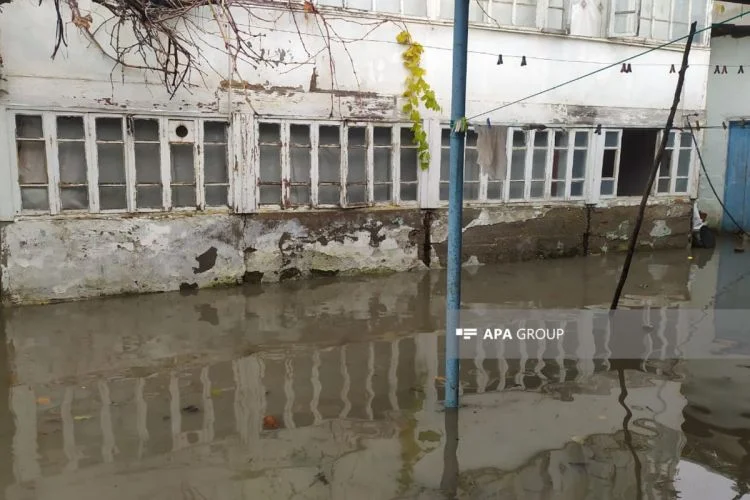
[0,203,693,305]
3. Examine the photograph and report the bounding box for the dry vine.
[39,0,370,100]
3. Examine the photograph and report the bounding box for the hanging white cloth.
[475,125,508,181]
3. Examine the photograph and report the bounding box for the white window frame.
[608,0,710,45]
[437,125,591,205]
[253,119,419,211]
[655,129,694,196]
[442,0,569,32]
[599,129,622,199]
[316,0,430,17]
[7,110,233,216]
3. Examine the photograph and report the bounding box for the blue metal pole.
[445,0,470,409]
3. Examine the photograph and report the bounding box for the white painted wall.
[0,0,714,220]
[700,1,750,227]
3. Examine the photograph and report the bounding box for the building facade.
[0,0,713,304]
[700,0,750,233]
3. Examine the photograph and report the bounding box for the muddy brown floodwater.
[1,238,750,499]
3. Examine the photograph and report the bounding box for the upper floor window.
[317,0,428,16]
[440,0,567,31]
[609,0,709,44]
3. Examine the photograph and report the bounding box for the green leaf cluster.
[397,30,441,170]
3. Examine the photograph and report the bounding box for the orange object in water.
[263,415,279,430]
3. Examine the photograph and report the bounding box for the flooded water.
[1,238,749,499]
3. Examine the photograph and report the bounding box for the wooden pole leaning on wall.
[610,21,698,311]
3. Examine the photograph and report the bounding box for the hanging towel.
[475,125,508,181]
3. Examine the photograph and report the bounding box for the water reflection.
[0,242,748,499]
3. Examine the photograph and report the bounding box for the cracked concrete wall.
[0,204,692,305]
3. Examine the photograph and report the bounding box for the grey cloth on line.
[475,125,508,181]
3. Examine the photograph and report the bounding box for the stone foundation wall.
[0,201,692,305]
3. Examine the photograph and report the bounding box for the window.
[600,130,621,197]
[255,121,415,209]
[658,131,692,194]
[439,126,587,203]
[609,0,708,44]
[11,112,230,214]
[439,128,481,202]
[317,0,428,16]
[441,0,566,31]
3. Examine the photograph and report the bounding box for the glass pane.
[439,183,449,201]
[570,181,584,197]
[574,132,588,147]
[289,186,310,206]
[135,143,161,184]
[204,145,228,183]
[602,150,617,178]
[374,127,392,146]
[534,131,548,147]
[465,149,480,181]
[400,127,416,145]
[529,181,543,198]
[513,130,526,147]
[441,129,451,146]
[659,150,672,176]
[680,132,692,147]
[675,178,689,193]
[172,185,196,208]
[319,147,341,182]
[319,126,340,145]
[60,186,88,210]
[400,183,417,202]
[348,127,366,147]
[532,150,547,179]
[59,142,87,184]
[170,144,195,183]
[374,149,391,182]
[516,2,537,27]
[204,122,227,143]
[666,132,675,148]
[440,0,454,19]
[97,144,126,183]
[347,185,366,204]
[551,181,565,198]
[348,0,371,10]
[509,181,524,200]
[511,150,526,180]
[657,178,670,193]
[259,145,281,182]
[677,150,691,177]
[137,185,163,209]
[134,119,159,142]
[401,148,419,182]
[259,123,280,143]
[348,147,366,183]
[605,131,619,148]
[96,118,123,141]
[17,141,48,184]
[572,150,586,178]
[466,130,478,148]
[21,187,49,210]
[290,147,311,183]
[99,186,127,210]
[552,150,567,180]
[16,115,43,139]
[206,185,228,207]
[259,185,281,205]
[547,7,563,29]
[374,184,391,202]
[487,181,503,200]
[318,185,340,205]
[464,183,479,200]
[440,148,450,181]
[554,131,568,148]
[403,0,427,16]
[378,0,400,12]
[289,125,310,146]
[601,180,615,196]
[57,116,84,140]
